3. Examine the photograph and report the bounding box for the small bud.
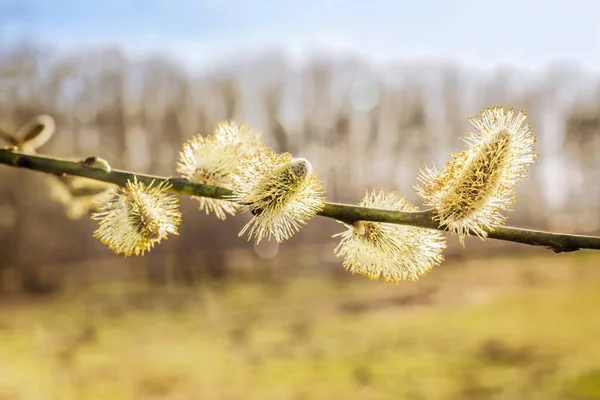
[289,157,312,180]
[48,175,115,219]
[82,156,112,172]
[0,126,18,146]
[15,115,56,153]
[230,150,326,244]
[48,176,114,219]
[334,190,446,282]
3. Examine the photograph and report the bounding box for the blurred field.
[1,251,600,400]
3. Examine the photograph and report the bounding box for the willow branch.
[1,147,599,253]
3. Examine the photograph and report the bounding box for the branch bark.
[1,147,599,253]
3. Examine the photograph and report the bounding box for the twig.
[1,147,599,253]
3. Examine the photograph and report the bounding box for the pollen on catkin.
[230,150,325,244]
[333,190,446,283]
[91,178,182,257]
[213,121,263,148]
[176,121,264,220]
[414,106,538,246]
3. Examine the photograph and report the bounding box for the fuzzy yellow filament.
[92,178,182,256]
[334,190,446,282]
[230,150,325,243]
[415,107,538,245]
[177,121,264,219]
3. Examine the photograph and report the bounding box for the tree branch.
[1,147,599,253]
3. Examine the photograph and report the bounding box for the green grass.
[1,251,600,399]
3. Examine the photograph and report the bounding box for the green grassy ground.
[1,251,600,400]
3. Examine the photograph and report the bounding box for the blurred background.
[1,1,600,399]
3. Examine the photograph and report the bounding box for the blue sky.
[1,0,599,71]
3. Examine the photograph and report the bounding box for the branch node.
[13,156,28,168]
[81,156,112,172]
[548,245,580,254]
[82,156,97,167]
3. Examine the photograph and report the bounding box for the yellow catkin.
[177,121,264,220]
[230,150,326,244]
[415,106,538,245]
[92,178,181,256]
[334,190,446,283]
